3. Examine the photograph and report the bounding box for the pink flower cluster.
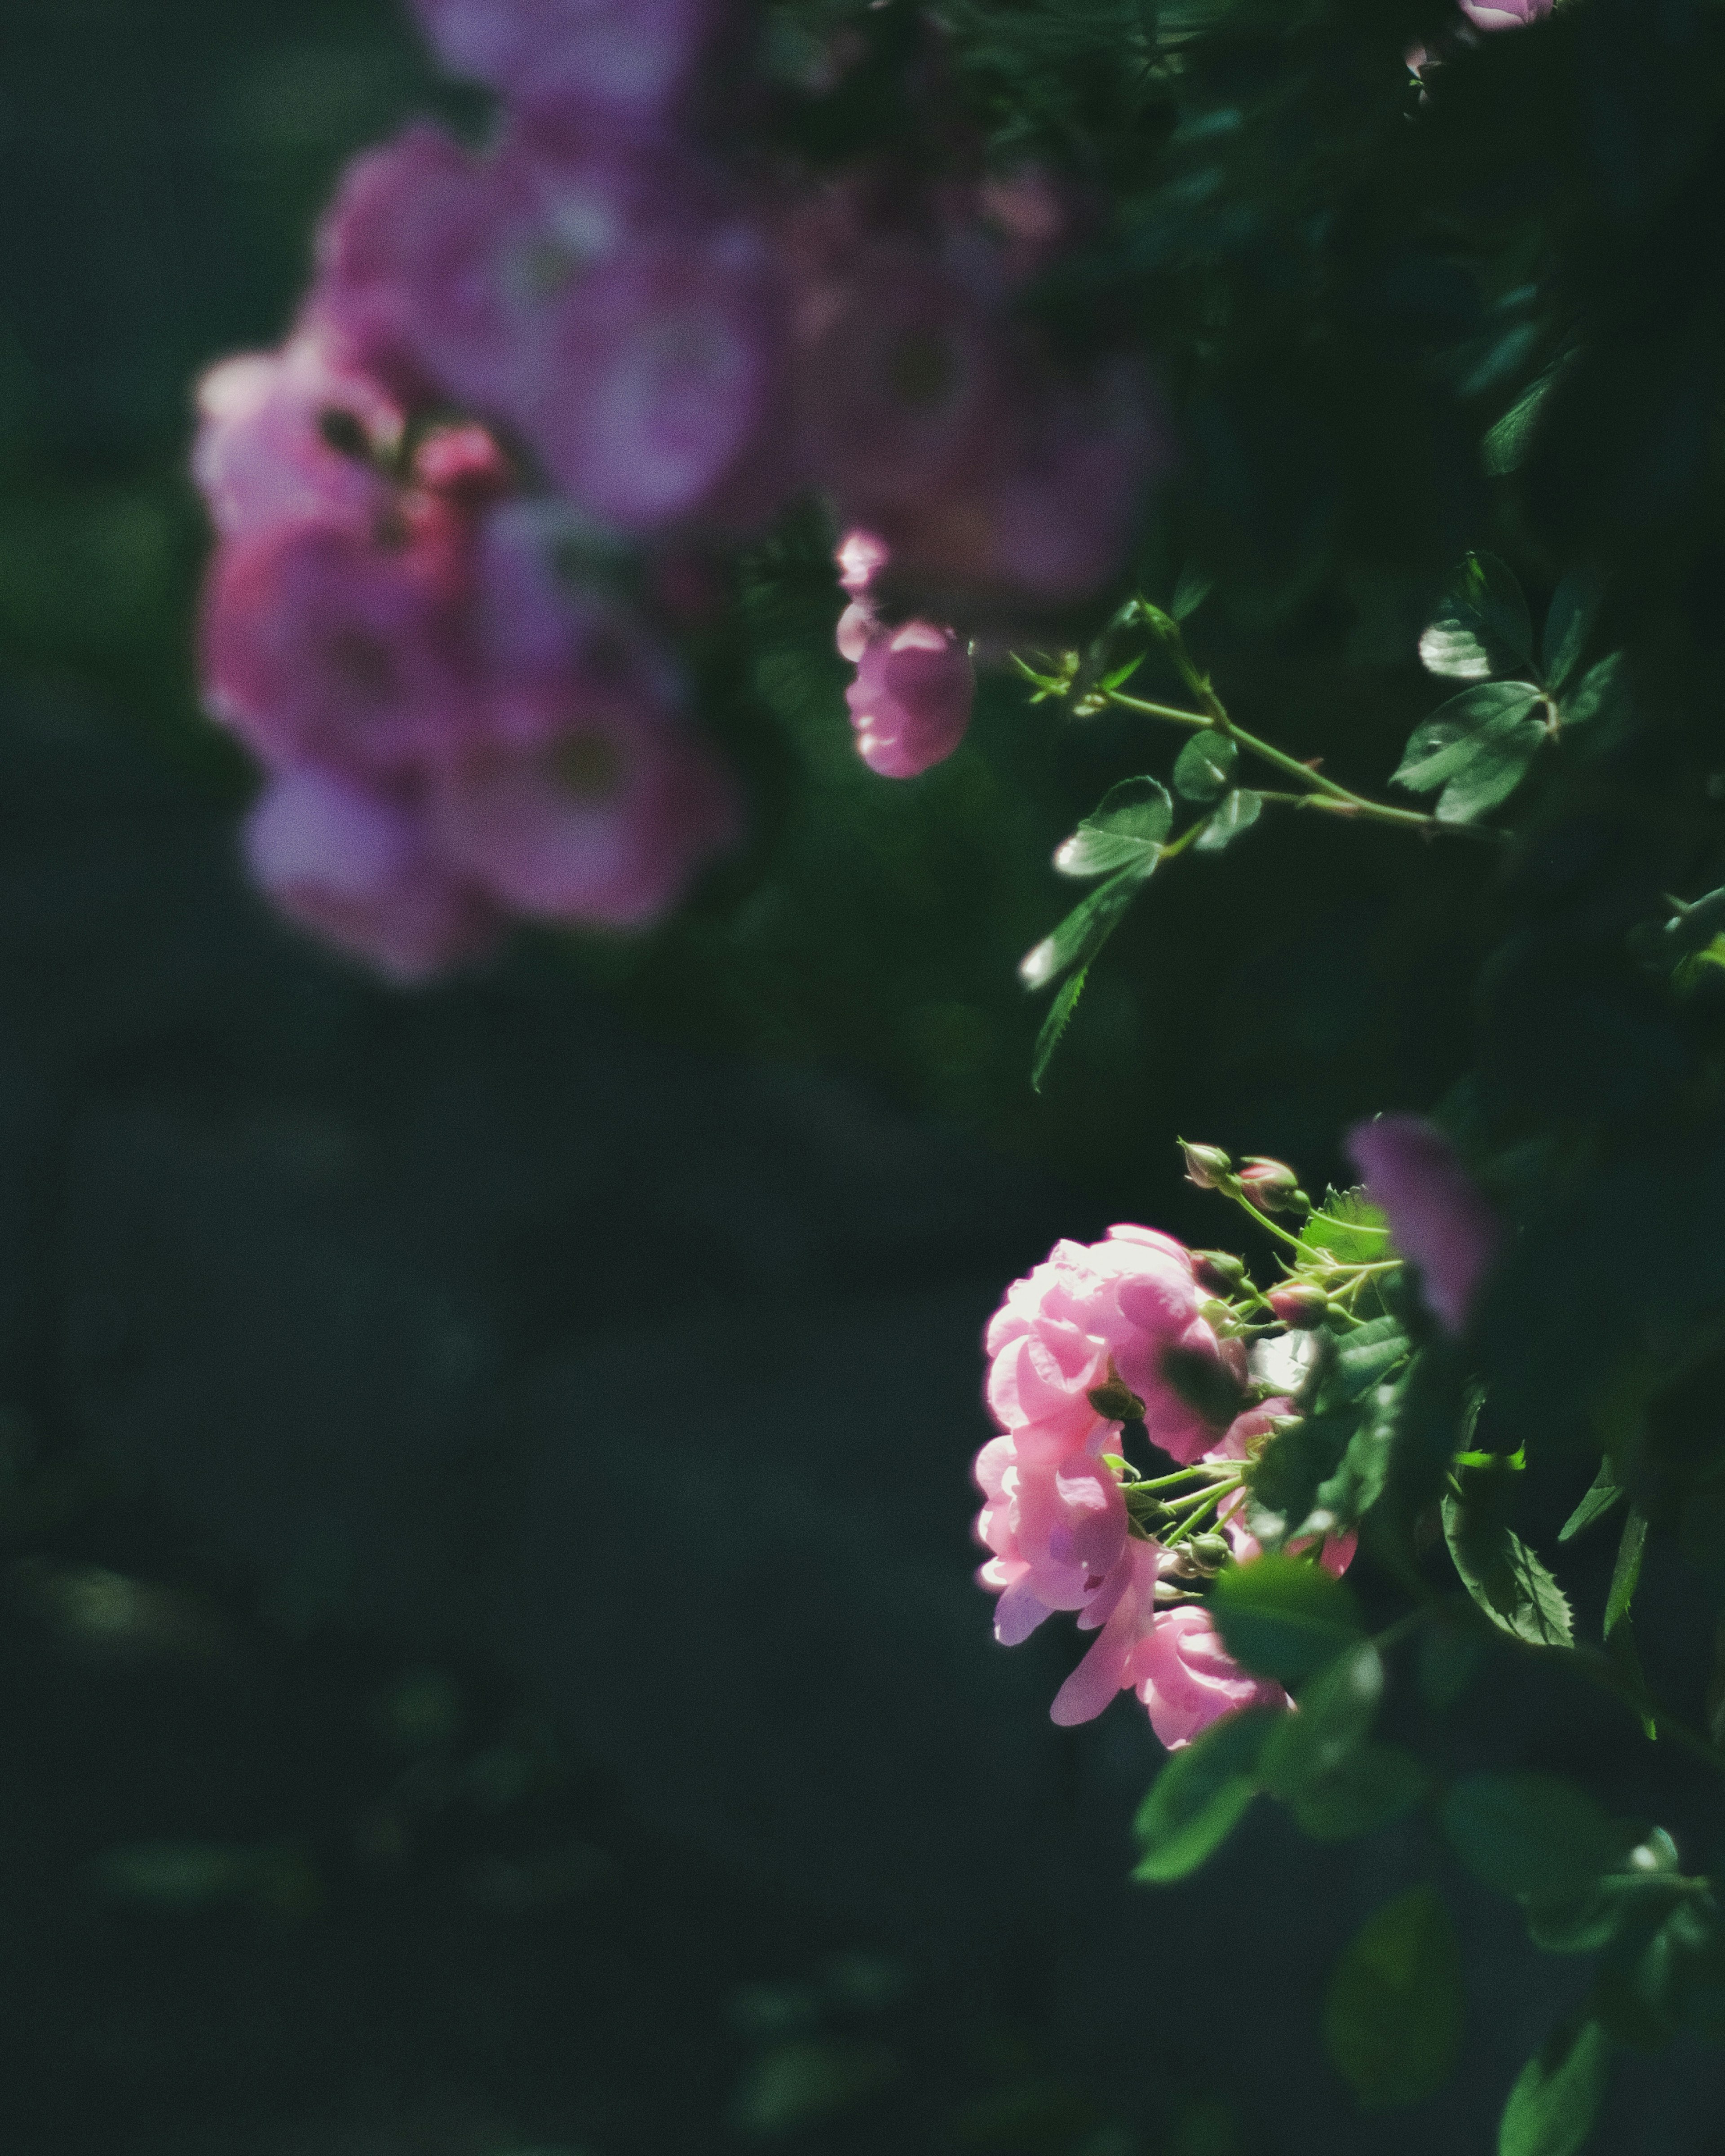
[191,0,1163,971]
[196,332,739,980]
[973,1225,1309,1749]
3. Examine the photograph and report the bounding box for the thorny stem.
[1102,686,1510,848]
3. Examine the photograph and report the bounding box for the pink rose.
[1345,1115,1502,1335]
[985,1225,1229,1465]
[1131,1604,1289,1751]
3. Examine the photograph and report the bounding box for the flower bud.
[1181,1141,1233,1191]
[1087,1377,1146,1423]
[1193,1249,1246,1292]
[1240,1157,1308,1213]
[1185,1533,1232,1573]
[1267,1282,1328,1330]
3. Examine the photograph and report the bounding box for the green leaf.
[1541,570,1604,692]
[1019,863,1147,992]
[1320,1317,1412,1409]
[1324,1887,1465,2110]
[1173,731,1238,802]
[1559,651,1625,731]
[1435,726,1544,823]
[1442,1773,1635,1904]
[1131,1708,1277,1882]
[1483,356,1574,478]
[1209,1554,1364,1685]
[1498,2020,1610,2156]
[1394,682,1543,791]
[1192,788,1262,851]
[1603,1505,1648,1642]
[1260,1643,1383,1798]
[1288,1742,1429,1842]
[1442,1493,1573,1648]
[1557,1462,1623,1543]
[1299,1190,1391,1269]
[1030,968,1088,1094]
[1052,776,1172,879]
[1605,1611,1657,1742]
[1171,564,1214,621]
[1418,552,1536,680]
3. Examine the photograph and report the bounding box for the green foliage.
[1172,732,1237,803]
[1441,1774,1636,1908]
[1417,552,1535,683]
[1131,1708,1277,1883]
[1498,2021,1610,2156]
[1323,1887,1465,2111]
[1393,682,1546,824]
[1557,1462,1624,1544]
[1191,787,1261,851]
[1051,776,1174,880]
[1442,1485,1573,1649]
[1208,1554,1363,1686]
[1297,1192,1391,1271]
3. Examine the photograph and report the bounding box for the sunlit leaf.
[1299,1190,1391,1269]
[1192,788,1262,850]
[1418,552,1535,679]
[1324,1887,1464,2110]
[1019,864,1147,991]
[1052,776,1173,878]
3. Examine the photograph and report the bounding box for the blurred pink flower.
[985,1224,1229,1465]
[409,0,725,130]
[192,332,403,542]
[433,697,741,928]
[243,765,500,983]
[200,505,479,778]
[316,125,792,535]
[845,618,974,779]
[1345,1115,1502,1334]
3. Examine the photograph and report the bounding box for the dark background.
[0,2,1720,2151]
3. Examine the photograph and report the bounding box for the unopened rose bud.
[1193,1249,1246,1292]
[1185,1534,1232,1573]
[1268,1283,1329,1329]
[1088,1378,1146,1423]
[1241,1157,1308,1213]
[1182,1141,1233,1191]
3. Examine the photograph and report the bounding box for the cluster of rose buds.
[973,1224,1314,1747]
[190,0,1162,977]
